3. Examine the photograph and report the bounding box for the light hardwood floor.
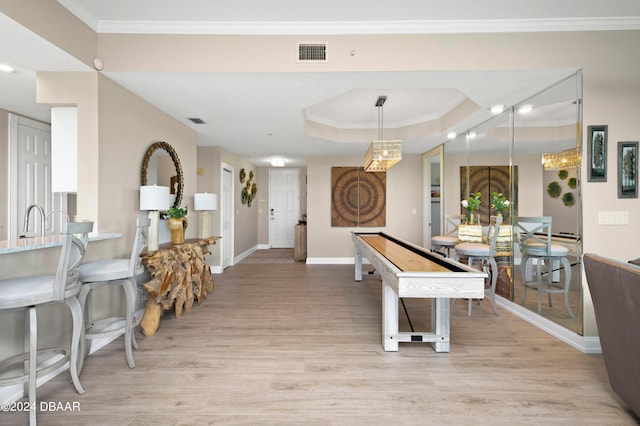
[3,251,638,425]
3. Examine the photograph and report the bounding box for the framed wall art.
[587,125,607,182]
[617,141,638,198]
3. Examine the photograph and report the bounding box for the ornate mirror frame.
[140,141,184,209]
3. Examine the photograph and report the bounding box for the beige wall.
[307,154,423,259]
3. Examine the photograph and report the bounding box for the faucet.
[22,204,46,238]
[46,210,70,231]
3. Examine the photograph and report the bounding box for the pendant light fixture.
[364,95,402,172]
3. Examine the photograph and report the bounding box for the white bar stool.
[77,216,149,371]
[454,215,502,316]
[0,221,93,426]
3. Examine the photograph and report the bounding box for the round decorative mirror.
[141,141,184,209]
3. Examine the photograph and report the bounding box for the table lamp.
[140,185,170,251]
[194,193,217,239]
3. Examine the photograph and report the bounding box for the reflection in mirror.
[443,71,583,335]
[141,141,183,209]
[512,73,583,334]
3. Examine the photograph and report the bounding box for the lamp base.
[148,210,159,251]
[198,211,211,239]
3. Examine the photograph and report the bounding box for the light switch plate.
[598,211,629,225]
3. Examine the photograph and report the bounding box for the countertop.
[0,233,123,254]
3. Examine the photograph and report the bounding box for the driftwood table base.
[140,237,219,336]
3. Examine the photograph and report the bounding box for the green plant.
[168,206,188,218]
[461,192,481,212]
[490,192,510,215]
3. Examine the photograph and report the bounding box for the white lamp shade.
[140,185,170,211]
[194,193,217,211]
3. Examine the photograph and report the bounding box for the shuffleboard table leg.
[354,248,363,281]
[382,281,399,351]
[432,298,451,353]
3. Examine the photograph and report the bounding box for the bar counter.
[0,233,122,255]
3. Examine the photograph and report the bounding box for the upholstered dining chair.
[77,216,149,372]
[515,216,573,318]
[0,221,93,425]
[431,214,465,257]
[454,215,502,316]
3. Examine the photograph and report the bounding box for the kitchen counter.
[0,233,122,254]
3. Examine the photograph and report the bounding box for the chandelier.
[364,96,402,172]
[542,148,580,170]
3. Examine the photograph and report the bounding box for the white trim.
[93,17,640,35]
[496,295,601,353]
[234,245,258,264]
[221,163,234,269]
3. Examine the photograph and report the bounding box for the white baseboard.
[496,296,601,353]
[234,245,258,264]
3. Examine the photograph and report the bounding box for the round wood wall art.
[331,167,386,227]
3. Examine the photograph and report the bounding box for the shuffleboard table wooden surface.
[352,232,487,353]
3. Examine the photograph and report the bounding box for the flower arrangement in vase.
[490,192,510,217]
[461,192,481,225]
[167,206,188,245]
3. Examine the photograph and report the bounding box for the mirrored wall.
[443,71,583,334]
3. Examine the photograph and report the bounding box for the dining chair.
[454,215,502,316]
[515,216,573,318]
[77,216,149,372]
[431,214,464,257]
[0,221,93,425]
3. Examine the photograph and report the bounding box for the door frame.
[220,163,234,269]
[422,145,444,248]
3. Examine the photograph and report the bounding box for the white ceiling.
[2,1,640,167]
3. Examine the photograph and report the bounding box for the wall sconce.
[194,193,218,239]
[364,95,402,172]
[140,185,170,251]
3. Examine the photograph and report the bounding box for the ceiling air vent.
[298,42,327,63]
[188,117,206,124]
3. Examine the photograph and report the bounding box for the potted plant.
[167,206,188,245]
[461,192,481,225]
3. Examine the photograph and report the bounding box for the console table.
[139,237,220,336]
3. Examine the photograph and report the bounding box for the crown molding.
[94,17,640,35]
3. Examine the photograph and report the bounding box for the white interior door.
[10,115,52,239]
[269,168,299,248]
[221,165,234,268]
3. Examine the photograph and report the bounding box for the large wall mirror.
[141,141,184,209]
[443,71,583,335]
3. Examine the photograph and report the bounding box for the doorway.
[422,146,444,249]
[269,168,300,248]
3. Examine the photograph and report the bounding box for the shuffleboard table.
[352,232,487,353]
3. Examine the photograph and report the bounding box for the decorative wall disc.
[331,167,385,227]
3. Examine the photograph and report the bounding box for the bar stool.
[77,216,149,371]
[0,221,93,426]
[454,215,502,316]
[431,214,464,257]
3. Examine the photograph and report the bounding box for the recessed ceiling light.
[0,63,16,73]
[270,158,285,167]
[518,104,533,114]
[490,104,505,114]
[467,131,477,139]
[447,132,457,140]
